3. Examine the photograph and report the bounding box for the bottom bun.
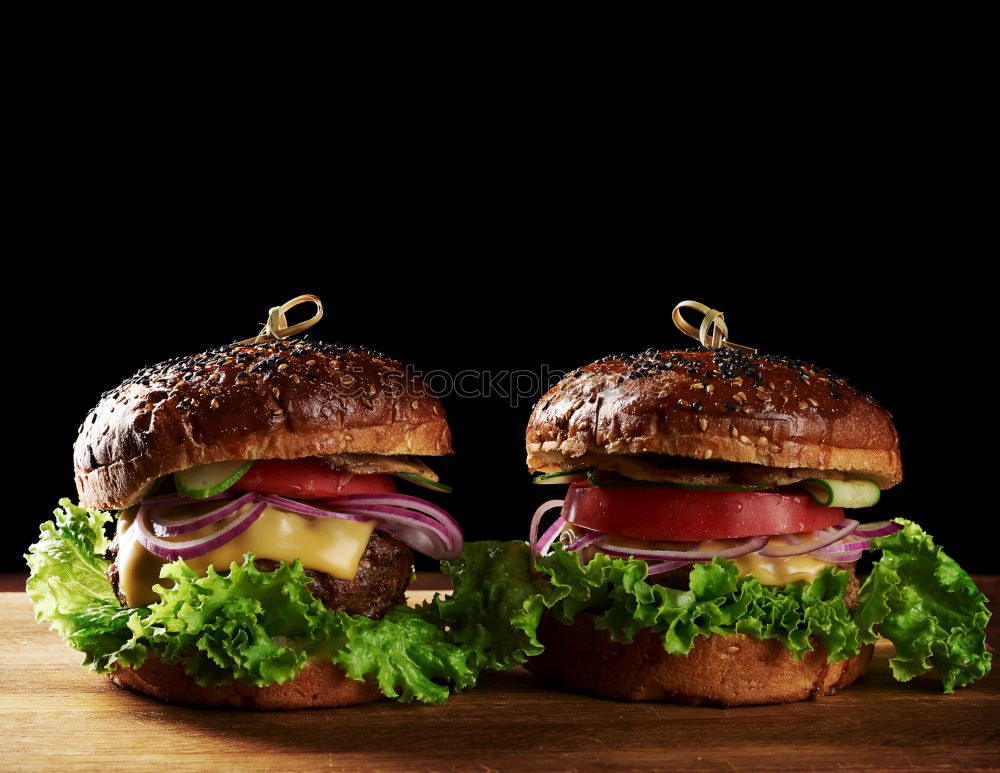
[109,656,383,710]
[525,612,873,706]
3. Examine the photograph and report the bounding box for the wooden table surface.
[2,580,998,772]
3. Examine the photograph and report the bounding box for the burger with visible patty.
[436,302,991,705]
[27,296,479,709]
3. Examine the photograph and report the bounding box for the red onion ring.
[852,520,903,538]
[336,505,456,560]
[529,500,565,563]
[757,519,859,557]
[256,494,370,521]
[817,537,871,554]
[135,500,268,562]
[135,485,464,565]
[594,535,769,562]
[537,516,567,557]
[565,528,601,552]
[646,560,693,575]
[145,492,258,536]
[326,493,463,550]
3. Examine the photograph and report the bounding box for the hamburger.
[436,303,991,705]
[26,296,485,708]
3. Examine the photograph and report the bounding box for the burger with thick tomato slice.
[26,300,493,708]
[437,338,991,706]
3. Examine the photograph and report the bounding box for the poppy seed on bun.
[526,347,900,487]
[74,338,451,510]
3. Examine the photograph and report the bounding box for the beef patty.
[106,530,413,619]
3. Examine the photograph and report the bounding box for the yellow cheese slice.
[572,533,834,586]
[115,501,376,608]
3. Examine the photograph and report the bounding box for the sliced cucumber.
[801,478,881,508]
[533,470,590,485]
[394,472,453,494]
[174,460,253,499]
[585,468,768,492]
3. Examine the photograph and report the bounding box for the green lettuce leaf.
[26,502,992,699]
[445,541,862,665]
[25,499,523,704]
[437,522,991,694]
[25,500,147,671]
[429,541,551,671]
[854,519,992,693]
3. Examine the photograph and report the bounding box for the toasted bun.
[525,612,873,706]
[75,338,451,509]
[527,347,901,487]
[108,656,382,709]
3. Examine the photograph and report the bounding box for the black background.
[7,88,991,574]
[10,265,990,574]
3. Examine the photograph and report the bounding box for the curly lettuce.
[437,520,991,694]
[26,499,528,704]
[25,502,992,698]
[855,520,992,692]
[438,541,861,665]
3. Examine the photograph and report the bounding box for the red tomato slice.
[563,482,843,541]
[232,458,397,499]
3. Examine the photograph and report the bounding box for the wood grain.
[2,590,997,772]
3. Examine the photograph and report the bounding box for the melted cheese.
[573,533,833,586]
[726,541,833,585]
[116,502,376,608]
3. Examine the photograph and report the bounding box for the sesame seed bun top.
[525,346,901,488]
[74,338,451,510]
